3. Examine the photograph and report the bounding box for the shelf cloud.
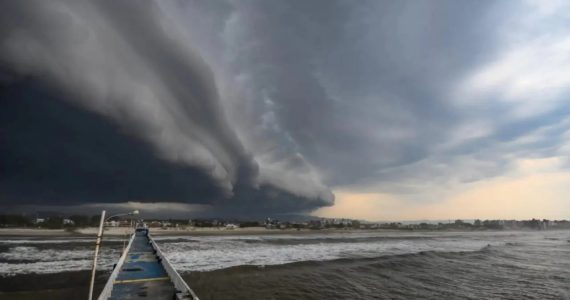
[0,0,332,215]
[2,0,570,218]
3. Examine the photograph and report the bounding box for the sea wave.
[0,237,128,245]
[0,245,122,276]
[160,235,493,272]
[182,237,570,300]
[1,230,568,278]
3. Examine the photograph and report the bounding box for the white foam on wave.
[1,231,562,276]
[0,260,93,276]
[160,234,495,272]
[0,254,120,276]
[0,238,127,244]
[0,246,90,262]
[0,246,120,276]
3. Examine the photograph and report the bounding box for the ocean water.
[1,230,569,299]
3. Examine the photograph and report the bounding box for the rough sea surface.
[1,230,569,299]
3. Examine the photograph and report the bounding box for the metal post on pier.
[88,210,106,300]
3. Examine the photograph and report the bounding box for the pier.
[98,228,199,300]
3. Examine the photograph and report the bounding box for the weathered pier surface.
[98,229,198,300]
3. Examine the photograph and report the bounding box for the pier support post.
[88,210,106,300]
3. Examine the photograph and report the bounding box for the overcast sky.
[1,0,569,220]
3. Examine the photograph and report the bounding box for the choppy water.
[1,230,569,299]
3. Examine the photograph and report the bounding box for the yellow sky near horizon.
[314,157,570,221]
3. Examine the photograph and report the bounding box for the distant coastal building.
[105,220,120,227]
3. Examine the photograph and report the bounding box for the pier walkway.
[98,229,198,300]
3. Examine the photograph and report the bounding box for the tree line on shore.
[1,214,569,230]
[0,214,100,229]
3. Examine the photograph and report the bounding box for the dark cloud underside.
[0,79,330,214]
[0,79,224,205]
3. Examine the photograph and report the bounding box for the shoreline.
[0,227,389,237]
[1,227,566,237]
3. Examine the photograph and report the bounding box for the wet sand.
[0,228,71,236]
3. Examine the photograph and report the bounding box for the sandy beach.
[0,228,71,236]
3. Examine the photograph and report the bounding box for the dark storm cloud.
[172,0,570,199]
[0,80,224,205]
[0,0,332,214]
[173,0,506,186]
[2,0,570,215]
[0,0,258,188]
